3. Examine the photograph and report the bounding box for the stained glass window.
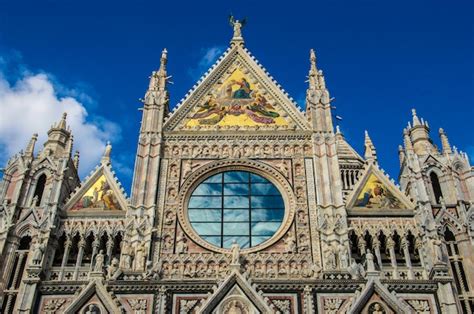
[188,171,285,249]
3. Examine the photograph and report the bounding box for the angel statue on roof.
[229,15,247,39]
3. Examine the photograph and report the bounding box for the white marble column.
[73,236,85,280]
[372,236,383,270]
[59,236,72,276]
[386,237,398,279]
[401,236,414,279]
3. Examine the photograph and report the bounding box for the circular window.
[187,170,285,249]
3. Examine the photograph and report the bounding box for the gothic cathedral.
[0,21,473,314]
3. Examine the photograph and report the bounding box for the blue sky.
[0,0,472,193]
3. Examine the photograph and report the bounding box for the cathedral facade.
[0,22,473,314]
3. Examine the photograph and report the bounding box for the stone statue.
[31,240,44,265]
[230,241,240,265]
[326,249,337,270]
[107,257,119,279]
[229,15,246,39]
[339,245,349,269]
[432,238,444,264]
[31,195,39,207]
[94,250,105,272]
[121,241,132,270]
[347,258,365,279]
[134,242,146,271]
[175,235,188,254]
[104,141,112,159]
[366,249,375,272]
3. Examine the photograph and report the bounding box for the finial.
[229,15,246,45]
[336,125,341,134]
[439,128,452,154]
[25,133,38,157]
[160,48,168,70]
[411,108,421,126]
[310,49,317,70]
[56,112,68,129]
[317,70,326,90]
[308,49,319,89]
[403,128,413,150]
[101,141,112,164]
[364,130,377,164]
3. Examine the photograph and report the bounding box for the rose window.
[187,171,285,249]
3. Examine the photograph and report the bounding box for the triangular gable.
[64,163,128,213]
[164,45,310,132]
[349,278,414,314]
[346,164,414,214]
[423,154,442,166]
[63,280,124,314]
[337,136,364,162]
[197,269,272,313]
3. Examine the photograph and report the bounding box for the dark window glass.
[188,171,285,248]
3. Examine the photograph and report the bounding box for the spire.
[73,151,80,170]
[43,112,72,157]
[57,112,68,130]
[364,130,377,164]
[101,141,112,164]
[144,48,169,108]
[25,133,38,158]
[305,50,334,132]
[403,128,413,150]
[439,128,452,154]
[308,49,319,89]
[229,15,246,46]
[406,109,433,155]
[411,109,421,126]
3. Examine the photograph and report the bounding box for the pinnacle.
[411,108,421,126]
[57,112,68,129]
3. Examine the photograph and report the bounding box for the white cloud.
[0,68,120,177]
[188,46,225,79]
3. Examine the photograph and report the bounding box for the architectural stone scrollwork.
[407,299,430,314]
[128,299,147,314]
[323,298,343,314]
[43,299,67,314]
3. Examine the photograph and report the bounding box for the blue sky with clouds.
[0,0,472,192]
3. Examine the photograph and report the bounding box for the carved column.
[303,285,314,314]
[372,236,383,270]
[1,239,19,286]
[3,252,26,312]
[106,236,114,265]
[10,252,26,289]
[401,236,414,279]
[59,236,71,280]
[73,236,86,280]
[415,237,428,279]
[89,238,100,272]
[386,237,398,279]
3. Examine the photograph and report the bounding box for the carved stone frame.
[177,159,296,254]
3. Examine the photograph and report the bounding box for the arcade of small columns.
[348,218,427,280]
[48,220,125,281]
[2,235,33,313]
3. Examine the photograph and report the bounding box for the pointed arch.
[429,171,443,203]
[33,173,47,206]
